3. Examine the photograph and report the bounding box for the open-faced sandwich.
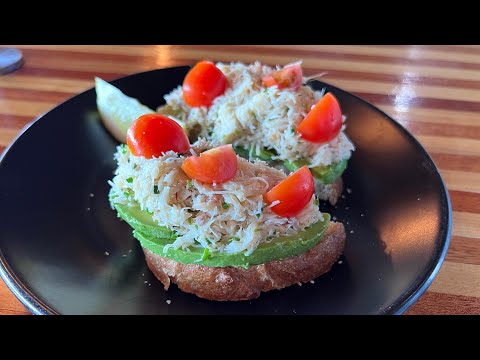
[158,61,355,204]
[96,60,354,205]
[108,114,346,301]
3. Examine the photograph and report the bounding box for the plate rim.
[0,66,452,315]
[326,82,452,315]
[0,118,56,315]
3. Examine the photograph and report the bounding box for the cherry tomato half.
[181,144,238,184]
[296,92,342,144]
[262,61,303,91]
[182,61,228,108]
[263,166,314,218]
[126,114,190,158]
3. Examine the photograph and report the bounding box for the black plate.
[0,67,451,315]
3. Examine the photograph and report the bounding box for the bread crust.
[143,222,345,301]
[314,177,343,205]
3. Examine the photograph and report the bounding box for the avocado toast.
[108,117,346,301]
[157,61,355,205]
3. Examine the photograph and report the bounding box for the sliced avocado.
[312,159,348,184]
[114,202,176,240]
[283,158,309,172]
[234,145,347,184]
[284,159,348,185]
[113,201,330,269]
[233,145,251,159]
[234,145,277,161]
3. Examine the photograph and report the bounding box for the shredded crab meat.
[266,200,281,209]
[109,140,323,256]
[161,61,354,168]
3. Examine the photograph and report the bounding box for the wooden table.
[1,45,479,315]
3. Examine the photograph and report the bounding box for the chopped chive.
[154,185,159,194]
[229,237,239,242]
[126,177,133,183]
[186,179,193,189]
[123,191,130,197]
[195,225,199,230]
[120,145,127,154]
[222,202,230,209]
[146,210,153,215]
[290,128,295,134]
[195,248,210,263]
[256,213,261,218]
[187,217,193,224]
[315,198,319,206]
[201,248,210,261]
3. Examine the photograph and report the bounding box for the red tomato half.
[181,144,238,184]
[262,61,303,91]
[182,61,228,108]
[126,114,190,158]
[296,92,343,144]
[263,166,314,218]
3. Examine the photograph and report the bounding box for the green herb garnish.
[222,202,230,209]
[154,185,159,194]
[195,248,210,263]
[200,248,210,261]
[126,177,133,183]
[186,180,193,189]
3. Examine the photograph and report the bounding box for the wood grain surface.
[0,45,478,315]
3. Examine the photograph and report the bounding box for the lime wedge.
[95,77,155,143]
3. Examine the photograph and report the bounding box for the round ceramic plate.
[0,67,451,314]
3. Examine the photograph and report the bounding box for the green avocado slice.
[233,145,347,185]
[234,145,277,161]
[284,158,348,185]
[114,202,176,239]
[113,202,330,269]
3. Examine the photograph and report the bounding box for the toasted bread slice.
[143,221,345,301]
[315,177,343,206]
